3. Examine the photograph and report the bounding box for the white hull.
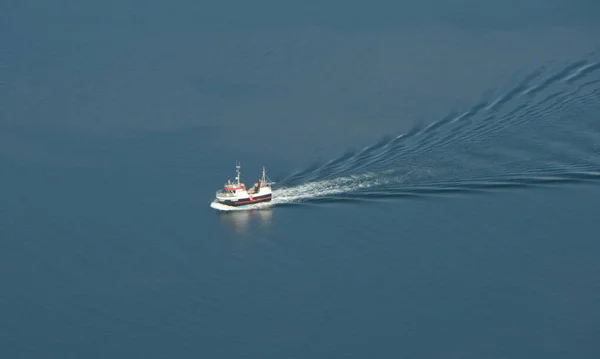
[210,199,273,211]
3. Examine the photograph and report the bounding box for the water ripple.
[244,53,600,209]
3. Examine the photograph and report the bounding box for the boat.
[212,163,276,208]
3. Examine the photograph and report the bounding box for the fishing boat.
[212,163,275,208]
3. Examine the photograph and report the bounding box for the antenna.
[235,161,241,186]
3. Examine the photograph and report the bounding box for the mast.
[261,166,275,186]
[235,162,241,186]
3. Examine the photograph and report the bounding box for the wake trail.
[240,53,600,209]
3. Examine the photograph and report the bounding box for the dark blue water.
[2,1,600,358]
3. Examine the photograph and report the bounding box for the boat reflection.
[216,208,273,234]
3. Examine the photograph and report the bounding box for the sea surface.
[1,1,600,358]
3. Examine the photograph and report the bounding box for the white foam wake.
[271,172,384,204]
